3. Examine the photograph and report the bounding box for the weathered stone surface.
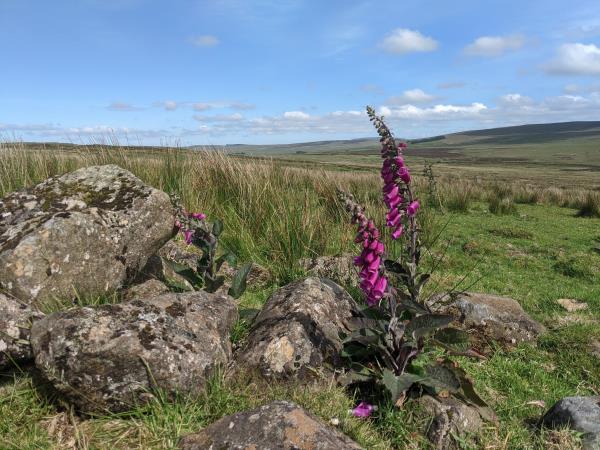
[417,395,483,450]
[0,165,175,307]
[0,292,45,369]
[178,400,362,450]
[236,277,359,379]
[540,396,600,450]
[427,292,544,347]
[122,278,169,301]
[30,291,237,414]
[299,255,358,287]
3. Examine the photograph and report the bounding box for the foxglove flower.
[352,401,374,418]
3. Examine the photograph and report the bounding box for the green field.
[1,124,599,449]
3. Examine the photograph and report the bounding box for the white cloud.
[386,89,437,105]
[106,102,143,111]
[379,102,487,120]
[193,102,213,111]
[464,34,525,57]
[499,93,533,105]
[379,28,438,55]
[545,43,600,75]
[163,100,177,111]
[283,111,310,119]
[189,35,219,47]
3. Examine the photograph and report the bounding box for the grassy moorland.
[0,141,599,449]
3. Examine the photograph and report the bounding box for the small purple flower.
[183,229,194,244]
[191,212,206,220]
[352,401,374,418]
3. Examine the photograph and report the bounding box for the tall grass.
[2,142,597,280]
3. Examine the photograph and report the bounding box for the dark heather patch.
[165,302,186,317]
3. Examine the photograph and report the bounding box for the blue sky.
[1,0,600,145]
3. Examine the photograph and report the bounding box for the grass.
[1,143,599,448]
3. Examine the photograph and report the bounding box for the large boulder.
[427,292,544,347]
[178,400,362,450]
[0,165,175,307]
[0,292,44,370]
[30,291,237,414]
[236,277,359,379]
[539,396,600,450]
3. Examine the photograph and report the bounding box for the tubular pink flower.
[191,212,206,220]
[391,225,404,240]
[407,200,420,216]
[398,167,411,184]
[371,276,387,298]
[183,229,194,244]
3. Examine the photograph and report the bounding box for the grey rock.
[30,291,237,414]
[540,396,600,449]
[0,165,175,308]
[417,395,484,450]
[0,292,45,370]
[299,255,358,287]
[427,292,544,347]
[178,400,363,450]
[236,277,359,379]
[122,278,169,301]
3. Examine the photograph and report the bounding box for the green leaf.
[434,328,471,353]
[204,275,225,293]
[406,314,454,340]
[227,262,252,299]
[382,369,423,403]
[421,364,461,393]
[212,219,224,237]
[215,252,237,272]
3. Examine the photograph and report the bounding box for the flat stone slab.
[178,400,363,450]
[427,292,544,347]
[30,291,237,414]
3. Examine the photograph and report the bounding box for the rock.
[30,291,237,414]
[178,400,362,450]
[557,298,588,312]
[539,396,600,449]
[0,165,175,307]
[299,255,358,287]
[427,292,544,347]
[157,239,200,270]
[122,278,169,301]
[236,277,359,379]
[0,292,45,370]
[416,395,484,450]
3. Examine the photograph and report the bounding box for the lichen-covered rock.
[427,292,544,347]
[178,400,363,450]
[0,165,175,307]
[299,255,358,287]
[0,292,44,370]
[236,277,359,379]
[416,395,484,450]
[30,291,237,414]
[122,278,169,301]
[539,396,600,450]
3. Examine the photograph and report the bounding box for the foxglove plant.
[168,195,251,299]
[340,108,492,419]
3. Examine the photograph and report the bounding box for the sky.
[1,0,600,145]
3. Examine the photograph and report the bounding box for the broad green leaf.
[212,219,224,237]
[420,364,461,393]
[406,314,454,340]
[215,252,237,272]
[434,328,471,353]
[227,262,252,299]
[382,369,423,403]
